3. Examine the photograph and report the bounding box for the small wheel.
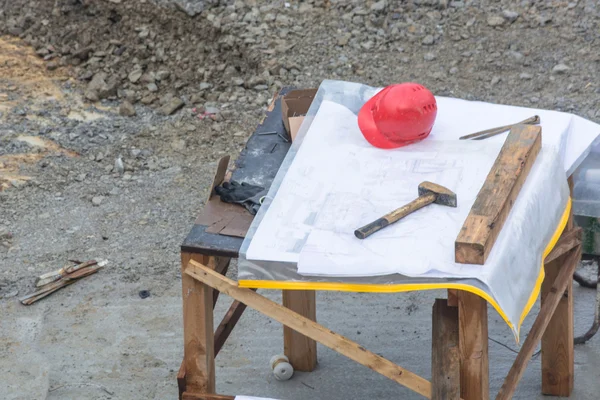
[273,361,294,381]
[270,354,293,381]
[270,354,289,369]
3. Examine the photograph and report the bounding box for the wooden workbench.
[178,89,580,400]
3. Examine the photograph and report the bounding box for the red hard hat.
[357,83,437,149]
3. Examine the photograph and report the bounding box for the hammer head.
[418,181,457,207]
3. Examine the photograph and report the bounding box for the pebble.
[449,66,458,75]
[370,0,387,12]
[159,98,185,115]
[424,52,436,61]
[141,95,156,105]
[491,76,501,85]
[147,83,158,92]
[128,69,143,83]
[199,82,212,90]
[156,70,170,81]
[502,10,519,23]
[92,196,105,206]
[46,61,59,71]
[338,33,351,46]
[422,35,435,45]
[487,16,505,27]
[171,139,186,151]
[119,101,136,116]
[519,72,533,80]
[552,64,571,74]
[114,157,125,175]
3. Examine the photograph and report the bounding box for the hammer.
[354,181,457,239]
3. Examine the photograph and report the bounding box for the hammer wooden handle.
[355,193,437,239]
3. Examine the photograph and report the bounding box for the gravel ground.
[1,0,600,399]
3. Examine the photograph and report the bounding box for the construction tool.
[354,181,457,239]
[459,115,540,140]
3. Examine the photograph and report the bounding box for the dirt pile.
[0,0,261,111]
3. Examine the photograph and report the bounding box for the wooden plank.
[185,260,433,399]
[496,245,581,400]
[541,203,576,397]
[182,394,235,400]
[181,253,216,394]
[458,291,489,400]
[283,290,318,372]
[432,299,460,400]
[214,290,256,357]
[544,227,582,265]
[455,125,542,264]
[177,361,186,400]
[212,258,230,309]
[447,289,458,307]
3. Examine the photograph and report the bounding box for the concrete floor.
[2,266,600,400]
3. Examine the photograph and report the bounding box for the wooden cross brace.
[185,259,434,399]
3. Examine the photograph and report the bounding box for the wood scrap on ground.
[20,259,106,305]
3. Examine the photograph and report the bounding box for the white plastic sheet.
[239,80,600,339]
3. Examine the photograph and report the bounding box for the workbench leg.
[282,290,318,371]
[541,238,575,395]
[458,291,489,400]
[181,252,216,394]
[432,299,460,400]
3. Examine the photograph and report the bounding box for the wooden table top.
[181,88,294,257]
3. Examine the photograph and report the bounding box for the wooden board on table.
[455,125,541,265]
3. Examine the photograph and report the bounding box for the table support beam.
[432,299,460,400]
[541,217,577,396]
[283,290,318,372]
[458,291,489,400]
[181,253,216,394]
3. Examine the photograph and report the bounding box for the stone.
[519,72,533,80]
[552,64,570,74]
[199,82,212,90]
[449,66,458,75]
[487,15,505,27]
[140,95,155,104]
[190,94,204,104]
[422,35,435,45]
[338,33,351,46]
[92,196,104,206]
[159,98,185,115]
[370,0,387,12]
[424,52,436,61]
[156,70,170,81]
[140,73,155,84]
[232,77,245,86]
[147,83,158,92]
[46,61,59,71]
[84,72,117,101]
[128,69,143,83]
[171,139,186,151]
[491,76,501,85]
[502,10,519,23]
[119,101,136,117]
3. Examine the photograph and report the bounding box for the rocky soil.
[0,0,598,296]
